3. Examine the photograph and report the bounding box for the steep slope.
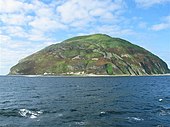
[9,34,170,75]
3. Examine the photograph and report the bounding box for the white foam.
[159,99,163,102]
[58,113,63,117]
[100,111,106,114]
[19,109,43,119]
[37,111,43,114]
[30,115,37,119]
[127,117,144,122]
[75,121,87,125]
[24,75,42,77]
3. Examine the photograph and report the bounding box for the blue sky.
[0,0,170,75]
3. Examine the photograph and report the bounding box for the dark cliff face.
[9,34,170,75]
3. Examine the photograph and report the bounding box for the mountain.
[9,34,170,75]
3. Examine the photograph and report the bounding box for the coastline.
[4,73,170,77]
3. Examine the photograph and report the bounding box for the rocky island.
[9,34,170,76]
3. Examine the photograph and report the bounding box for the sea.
[0,75,170,127]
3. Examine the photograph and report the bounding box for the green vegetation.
[9,34,170,75]
[106,63,113,75]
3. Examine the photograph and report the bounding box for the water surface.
[0,76,170,127]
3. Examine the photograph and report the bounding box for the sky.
[0,0,170,75]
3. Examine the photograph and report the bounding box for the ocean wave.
[161,105,170,110]
[159,98,163,102]
[23,75,42,77]
[159,110,170,116]
[99,110,127,116]
[75,121,88,126]
[0,109,18,117]
[18,109,43,119]
[127,117,144,122]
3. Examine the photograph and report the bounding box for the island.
[9,34,170,76]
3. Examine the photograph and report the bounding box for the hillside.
[9,34,170,75]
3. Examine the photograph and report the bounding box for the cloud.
[0,0,67,41]
[0,13,33,26]
[151,15,170,31]
[0,35,11,43]
[0,47,35,74]
[0,33,56,74]
[0,0,24,13]
[0,0,34,14]
[0,0,126,41]
[35,7,54,17]
[57,0,125,25]
[135,0,170,8]
[1,26,28,38]
[29,17,67,32]
[151,23,170,31]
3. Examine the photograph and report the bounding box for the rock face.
[9,34,170,75]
